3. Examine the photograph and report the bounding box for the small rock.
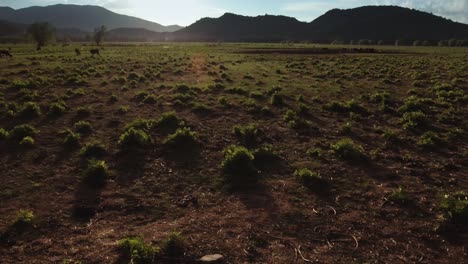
[200,254,224,263]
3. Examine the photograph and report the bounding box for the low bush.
[389,187,409,204]
[160,232,185,257]
[118,237,158,264]
[233,124,261,147]
[8,124,38,142]
[307,148,322,158]
[0,128,9,140]
[163,127,198,149]
[402,111,429,130]
[20,136,35,147]
[74,121,93,134]
[48,101,67,117]
[18,102,41,118]
[270,92,285,107]
[221,145,258,186]
[83,159,109,187]
[156,112,182,132]
[439,192,468,224]
[80,142,107,158]
[417,131,443,148]
[118,127,152,149]
[295,168,325,188]
[330,138,365,160]
[14,209,35,226]
[63,129,80,148]
[324,99,366,114]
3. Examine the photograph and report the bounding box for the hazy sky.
[1,0,467,26]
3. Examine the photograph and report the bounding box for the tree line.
[332,39,468,47]
[27,22,107,50]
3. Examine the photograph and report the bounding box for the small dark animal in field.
[75,48,81,56]
[0,50,12,58]
[90,49,100,56]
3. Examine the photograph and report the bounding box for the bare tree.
[28,22,54,51]
[94,25,107,46]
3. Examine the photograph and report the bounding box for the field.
[0,43,467,263]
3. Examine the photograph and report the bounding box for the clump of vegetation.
[0,128,9,140]
[221,145,258,186]
[439,192,468,224]
[233,124,261,147]
[118,127,152,150]
[388,187,409,204]
[76,107,91,117]
[83,159,109,187]
[118,237,159,264]
[398,96,429,113]
[156,111,182,133]
[324,99,366,114]
[330,138,365,160]
[80,142,107,158]
[14,209,35,226]
[160,232,185,257]
[270,92,285,107]
[283,110,310,130]
[252,144,280,166]
[48,101,67,117]
[307,148,322,158]
[18,102,41,118]
[20,136,35,147]
[63,130,80,148]
[8,124,39,142]
[295,168,326,188]
[402,111,429,130]
[74,121,93,134]
[417,131,443,148]
[382,129,400,143]
[163,127,198,149]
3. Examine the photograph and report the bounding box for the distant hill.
[0,4,182,32]
[175,6,468,42]
[308,6,468,42]
[174,13,307,42]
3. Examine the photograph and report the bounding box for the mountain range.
[0,4,182,33]
[1,4,467,43]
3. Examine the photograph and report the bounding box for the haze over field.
[2,0,467,26]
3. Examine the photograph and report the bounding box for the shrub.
[14,209,35,226]
[283,110,310,129]
[156,112,182,132]
[439,192,468,224]
[18,102,41,118]
[117,106,129,114]
[233,124,260,147]
[125,119,155,133]
[20,136,35,147]
[398,96,428,113]
[402,111,428,130]
[63,130,80,148]
[221,145,257,185]
[0,128,9,140]
[330,138,365,160]
[417,132,443,148]
[83,159,109,187]
[74,121,93,134]
[80,142,107,158]
[163,127,198,149]
[324,99,366,113]
[389,187,409,204]
[160,232,185,257]
[48,101,67,117]
[270,92,285,107]
[252,144,279,165]
[307,148,322,157]
[76,107,91,117]
[118,128,152,149]
[143,95,157,104]
[118,237,158,264]
[383,129,399,143]
[297,103,310,115]
[192,103,212,114]
[295,168,325,188]
[8,124,38,142]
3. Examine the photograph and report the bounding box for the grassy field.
[0,43,467,263]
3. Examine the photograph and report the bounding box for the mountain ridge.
[0,4,182,32]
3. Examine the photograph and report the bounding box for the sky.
[1,0,467,26]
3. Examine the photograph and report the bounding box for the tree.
[28,22,54,51]
[94,25,107,46]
